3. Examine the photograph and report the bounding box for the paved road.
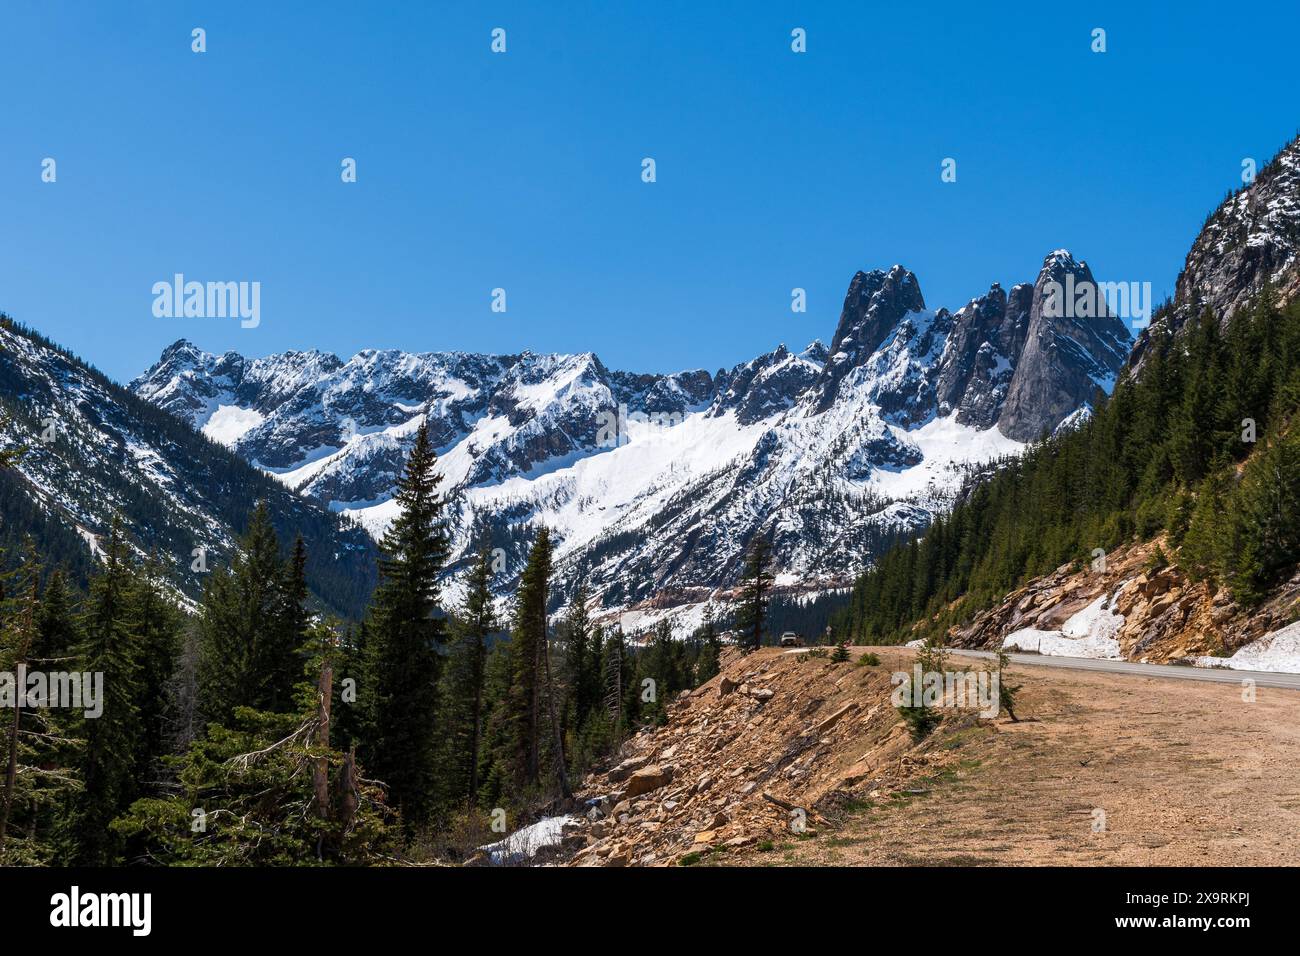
[944,648,1300,691]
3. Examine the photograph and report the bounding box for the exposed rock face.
[996,251,1133,442]
[559,647,981,867]
[815,265,928,413]
[1132,134,1300,372]
[949,537,1297,664]
[624,765,674,799]
[710,343,825,425]
[935,282,1033,428]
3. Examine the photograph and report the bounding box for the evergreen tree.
[269,535,310,710]
[74,524,143,865]
[1,556,82,863]
[358,423,449,826]
[196,502,295,724]
[693,611,722,684]
[34,569,78,662]
[330,620,366,752]
[735,534,773,652]
[114,634,399,866]
[434,548,496,808]
[127,556,182,787]
[475,642,516,809]
[599,626,627,743]
[0,550,37,857]
[500,529,553,794]
[1230,427,1300,603]
[561,581,596,739]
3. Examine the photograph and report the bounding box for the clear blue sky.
[1,0,1296,383]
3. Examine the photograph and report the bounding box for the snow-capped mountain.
[132,251,1132,621]
[0,319,377,616]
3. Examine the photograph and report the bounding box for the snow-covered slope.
[0,319,377,616]
[132,251,1131,619]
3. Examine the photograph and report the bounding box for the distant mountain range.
[129,248,1132,627]
[9,135,1299,630]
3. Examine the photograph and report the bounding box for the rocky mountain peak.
[996,250,1132,441]
[828,265,926,356]
[800,339,829,364]
[816,265,926,412]
[1181,137,1300,316]
[934,281,1031,429]
[1131,133,1300,371]
[158,337,204,364]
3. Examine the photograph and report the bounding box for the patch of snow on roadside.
[1195,620,1300,674]
[1061,594,1124,645]
[1003,595,1123,659]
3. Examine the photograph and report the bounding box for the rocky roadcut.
[542,646,991,867]
[954,537,1300,666]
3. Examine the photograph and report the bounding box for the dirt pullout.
[730,652,1300,867]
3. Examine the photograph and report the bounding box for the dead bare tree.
[313,660,332,821]
[604,628,623,743]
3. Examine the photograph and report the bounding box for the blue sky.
[1,0,1296,383]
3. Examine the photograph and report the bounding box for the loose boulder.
[624,764,674,799]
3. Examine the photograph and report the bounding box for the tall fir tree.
[693,611,722,684]
[196,502,296,724]
[561,581,597,741]
[735,534,774,652]
[1230,426,1300,603]
[0,549,38,856]
[434,548,496,808]
[127,556,182,787]
[270,535,310,711]
[74,524,143,865]
[34,569,78,662]
[359,422,449,826]
[504,529,552,792]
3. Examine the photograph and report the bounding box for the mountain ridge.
[0,318,378,617]
[131,251,1133,624]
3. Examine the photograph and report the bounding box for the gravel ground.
[733,650,1300,867]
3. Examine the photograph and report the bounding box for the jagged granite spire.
[996,251,1132,441]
